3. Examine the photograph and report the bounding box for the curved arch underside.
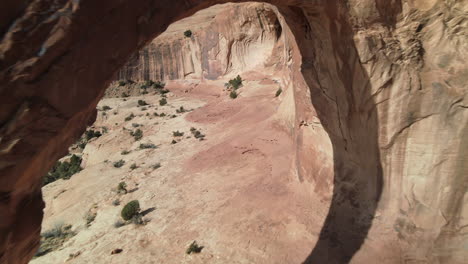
[0,0,467,263]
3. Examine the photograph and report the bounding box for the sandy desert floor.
[32,71,331,264]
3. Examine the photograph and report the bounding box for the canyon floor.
[31,72,331,264]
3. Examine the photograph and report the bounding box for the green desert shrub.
[176,106,186,113]
[229,90,237,99]
[125,113,135,121]
[35,223,75,258]
[113,160,125,168]
[153,81,165,89]
[159,98,167,106]
[275,88,282,97]
[186,241,203,254]
[102,105,112,111]
[173,131,184,137]
[118,80,126,86]
[225,75,243,90]
[137,100,148,106]
[139,143,157,149]
[131,129,143,141]
[121,150,130,155]
[184,30,192,38]
[121,200,140,221]
[43,155,82,186]
[190,128,205,140]
[85,130,102,140]
[117,182,127,194]
[85,207,97,227]
[130,163,138,170]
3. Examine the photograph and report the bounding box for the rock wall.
[116,3,283,81]
[0,0,467,263]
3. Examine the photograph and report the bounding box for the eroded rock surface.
[0,0,467,263]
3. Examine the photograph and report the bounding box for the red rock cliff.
[0,0,467,263]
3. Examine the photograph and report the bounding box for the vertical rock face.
[0,0,467,263]
[116,3,283,81]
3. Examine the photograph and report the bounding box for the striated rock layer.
[0,0,467,263]
[116,3,284,81]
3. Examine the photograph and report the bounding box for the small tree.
[121,200,140,221]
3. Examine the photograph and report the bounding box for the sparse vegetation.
[152,163,161,169]
[130,128,143,141]
[102,105,112,111]
[132,123,140,128]
[171,139,177,144]
[141,107,147,111]
[34,223,76,258]
[159,113,166,117]
[130,163,138,170]
[190,128,205,140]
[275,88,282,97]
[173,131,184,137]
[176,106,186,113]
[125,113,135,121]
[84,205,97,227]
[229,90,238,99]
[85,129,102,141]
[139,143,157,149]
[121,92,129,98]
[138,100,148,106]
[117,182,127,194]
[121,150,131,155]
[186,241,204,254]
[225,75,243,90]
[121,200,140,221]
[153,81,165,89]
[184,30,192,38]
[43,155,82,186]
[118,80,126,86]
[159,98,167,106]
[112,199,120,206]
[113,160,125,168]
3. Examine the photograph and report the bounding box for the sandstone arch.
[0,1,467,263]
